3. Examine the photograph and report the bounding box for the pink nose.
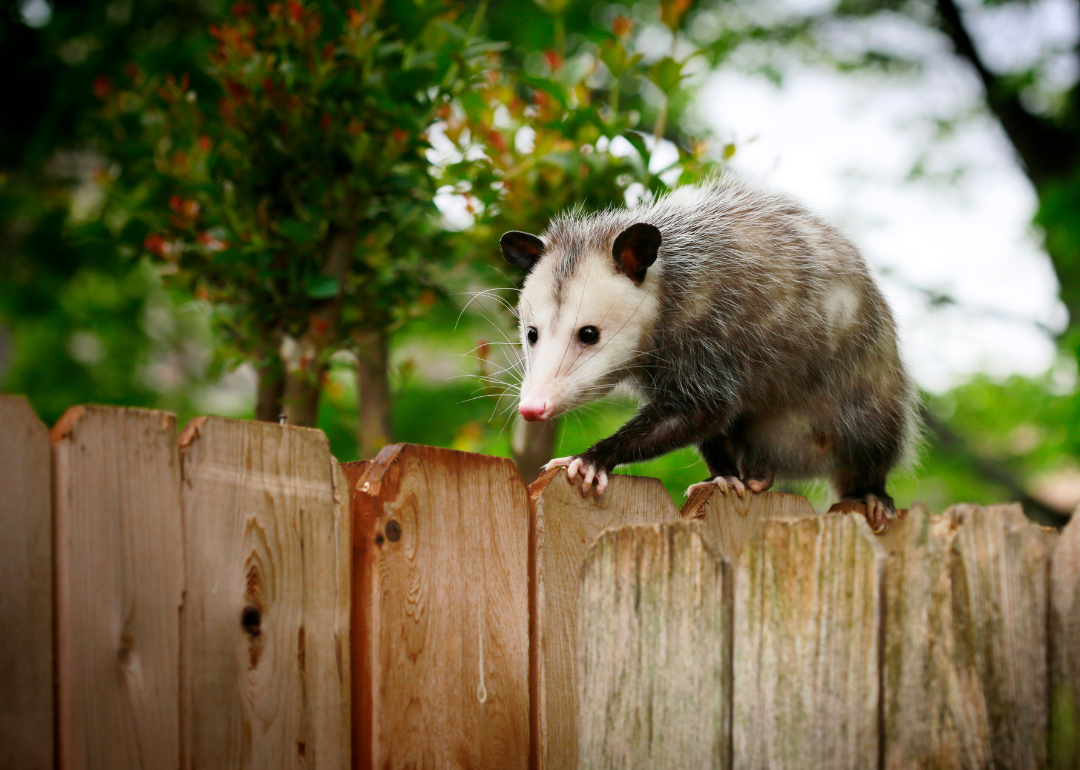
[519,399,553,422]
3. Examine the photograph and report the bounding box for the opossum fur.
[501,177,918,526]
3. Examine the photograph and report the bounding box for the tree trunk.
[512,417,559,486]
[356,330,393,459]
[283,336,323,428]
[254,333,286,422]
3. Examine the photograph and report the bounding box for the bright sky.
[689,0,1075,393]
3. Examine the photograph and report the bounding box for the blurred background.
[2,0,1078,524]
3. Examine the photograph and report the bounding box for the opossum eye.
[577,325,600,345]
[527,327,538,345]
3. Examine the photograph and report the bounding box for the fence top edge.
[356,443,522,499]
[0,393,48,433]
[527,466,669,506]
[50,404,176,444]
[176,414,331,452]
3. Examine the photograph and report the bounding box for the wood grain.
[52,405,184,770]
[878,503,968,769]
[681,487,816,562]
[529,468,681,770]
[0,396,53,770]
[179,416,350,769]
[947,503,1056,770]
[1051,507,1080,770]
[578,521,729,770]
[732,513,885,770]
[351,445,530,770]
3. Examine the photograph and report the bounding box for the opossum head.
[501,223,662,422]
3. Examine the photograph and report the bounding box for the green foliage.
[92,0,499,376]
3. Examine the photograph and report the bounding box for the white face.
[516,249,660,421]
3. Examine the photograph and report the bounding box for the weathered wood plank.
[1052,507,1080,770]
[52,405,184,770]
[530,468,681,770]
[351,445,530,770]
[681,487,816,562]
[948,503,1055,770]
[733,513,885,770]
[0,396,53,770]
[879,503,967,769]
[578,521,729,770]
[179,416,350,769]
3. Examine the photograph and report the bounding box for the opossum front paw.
[686,475,750,498]
[543,455,609,497]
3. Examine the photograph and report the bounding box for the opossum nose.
[519,399,553,422]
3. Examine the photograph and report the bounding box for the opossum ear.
[612,223,662,284]
[501,232,545,274]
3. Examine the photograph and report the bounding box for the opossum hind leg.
[832,459,899,533]
[688,434,775,498]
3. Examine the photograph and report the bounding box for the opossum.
[500,177,917,531]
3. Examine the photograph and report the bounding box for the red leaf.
[92,75,112,100]
[288,0,303,22]
[225,80,250,101]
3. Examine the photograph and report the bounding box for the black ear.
[612,223,662,284]
[501,231,545,274]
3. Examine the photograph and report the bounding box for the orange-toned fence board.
[578,521,729,770]
[350,444,530,770]
[52,406,184,770]
[0,396,53,770]
[529,469,681,770]
[178,417,351,769]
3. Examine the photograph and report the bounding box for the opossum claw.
[863,493,895,533]
[686,475,748,498]
[542,456,578,473]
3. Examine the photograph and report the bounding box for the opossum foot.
[840,493,896,534]
[543,456,608,497]
[863,493,896,533]
[686,475,748,498]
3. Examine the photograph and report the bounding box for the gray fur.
[521,176,918,505]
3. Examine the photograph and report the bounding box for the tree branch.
[933,0,1076,186]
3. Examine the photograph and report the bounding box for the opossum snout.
[519,397,553,422]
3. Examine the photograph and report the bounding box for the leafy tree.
[0,0,226,426]
[93,0,500,459]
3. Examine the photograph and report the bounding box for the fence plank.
[0,396,53,770]
[1052,507,1080,770]
[529,468,681,770]
[178,416,350,770]
[578,521,729,770]
[681,487,816,561]
[351,445,530,770]
[733,513,885,770]
[878,503,968,769]
[948,503,1055,770]
[52,405,184,770]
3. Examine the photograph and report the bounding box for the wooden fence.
[1,395,1078,770]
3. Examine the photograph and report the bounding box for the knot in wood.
[241,605,262,637]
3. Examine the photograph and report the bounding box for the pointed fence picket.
[0,399,1076,769]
